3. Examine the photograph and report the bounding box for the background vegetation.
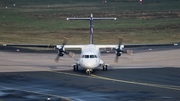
[0,0,180,45]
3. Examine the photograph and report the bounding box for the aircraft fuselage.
[76,44,104,73]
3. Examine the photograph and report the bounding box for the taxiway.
[0,46,180,101]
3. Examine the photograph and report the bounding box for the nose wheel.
[86,69,93,75]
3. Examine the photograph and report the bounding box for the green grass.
[0,0,180,45]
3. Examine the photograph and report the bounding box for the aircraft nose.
[84,60,92,67]
[81,59,99,68]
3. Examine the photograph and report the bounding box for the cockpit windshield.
[85,55,89,58]
[82,55,97,58]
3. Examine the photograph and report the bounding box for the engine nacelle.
[115,45,124,50]
[115,45,123,56]
[58,51,64,56]
[57,47,65,56]
[116,52,122,56]
[56,46,65,51]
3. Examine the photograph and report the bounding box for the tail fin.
[67,14,116,44]
[90,14,93,44]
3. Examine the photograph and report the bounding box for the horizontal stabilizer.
[67,18,116,20]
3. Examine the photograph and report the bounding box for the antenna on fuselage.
[66,14,116,44]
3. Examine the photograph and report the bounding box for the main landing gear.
[73,64,78,71]
[103,65,108,71]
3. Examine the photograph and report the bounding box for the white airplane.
[3,14,178,75]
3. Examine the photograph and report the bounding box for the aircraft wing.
[3,44,56,48]
[123,43,178,48]
[3,43,178,49]
[3,44,85,49]
[96,43,178,49]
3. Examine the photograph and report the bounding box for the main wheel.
[76,65,79,71]
[105,65,108,71]
[103,66,105,71]
[73,65,79,71]
[73,65,76,71]
[103,65,108,71]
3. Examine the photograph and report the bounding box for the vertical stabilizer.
[89,14,93,44]
[67,14,116,44]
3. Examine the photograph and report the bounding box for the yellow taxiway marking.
[52,71,180,91]
[91,74,180,91]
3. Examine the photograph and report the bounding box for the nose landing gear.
[86,69,93,75]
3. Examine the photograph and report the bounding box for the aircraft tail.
[67,14,116,44]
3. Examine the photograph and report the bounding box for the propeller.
[55,37,76,62]
[114,36,133,63]
[114,36,123,63]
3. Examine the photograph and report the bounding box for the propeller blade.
[62,37,68,48]
[68,52,75,58]
[54,37,68,62]
[126,50,133,55]
[122,49,133,55]
[114,56,119,63]
[118,36,123,48]
[114,36,123,63]
[55,55,60,63]
[66,51,78,61]
[54,37,76,62]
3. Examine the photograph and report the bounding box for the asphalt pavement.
[0,45,180,101]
